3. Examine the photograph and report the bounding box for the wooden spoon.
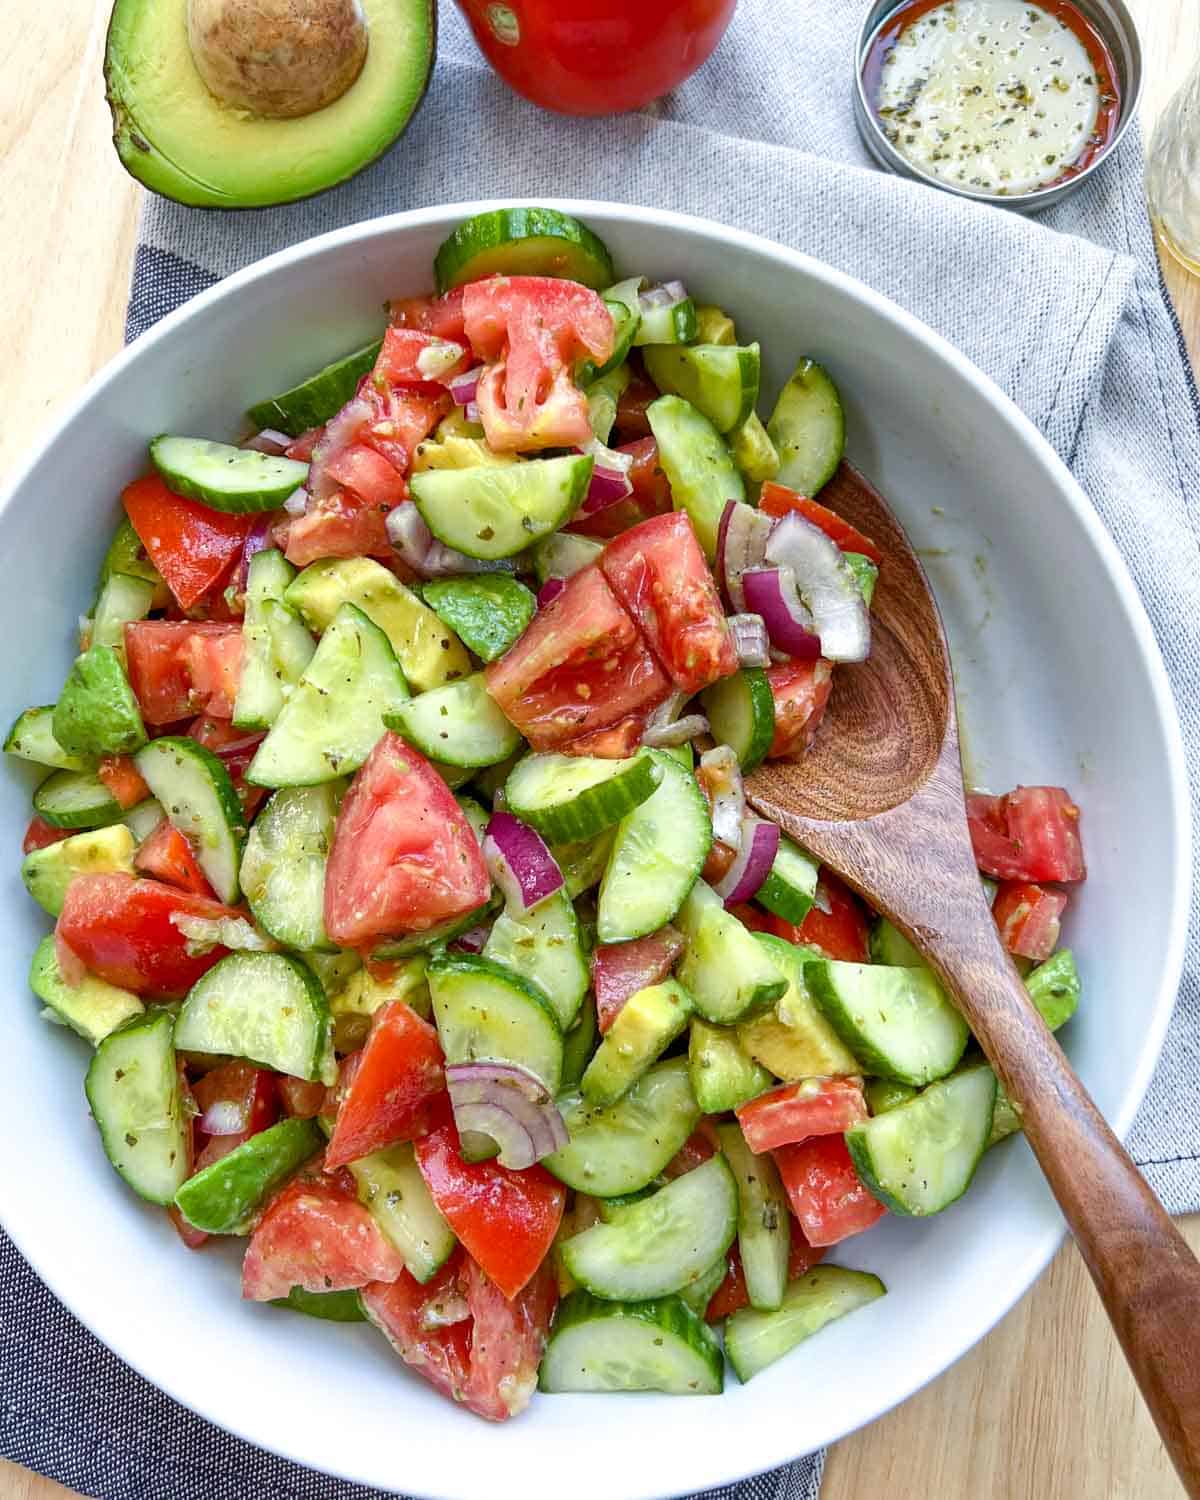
[747,463,1200,1497]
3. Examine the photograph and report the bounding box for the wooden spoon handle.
[931,933,1200,1496]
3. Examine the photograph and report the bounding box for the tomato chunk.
[97,756,150,810]
[461,1253,557,1420]
[278,1076,330,1119]
[56,874,240,998]
[612,375,658,443]
[282,489,394,566]
[706,1225,826,1322]
[967,786,1086,884]
[557,714,648,759]
[736,1078,868,1154]
[773,1135,886,1246]
[601,512,737,694]
[390,286,468,344]
[241,1164,406,1302]
[133,819,213,896]
[124,622,243,725]
[591,926,685,1033]
[663,1122,720,1180]
[122,475,254,610]
[766,872,869,963]
[413,1097,565,1300]
[374,326,468,386]
[567,437,673,539]
[193,1060,279,1143]
[484,565,670,750]
[23,816,69,854]
[759,481,883,564]
[765,659,834,760]
[324,1001,445,1170]
[361,1255,473,1408]
[324,734,490,948]
[992,881,1068,962]
[323,442,409,509]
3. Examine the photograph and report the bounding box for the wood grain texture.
[1,0,1199,1497]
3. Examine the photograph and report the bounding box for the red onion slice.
[717,500,775,613]
[643,690,709,747]
[282,487,308,517]
[307,393,374,500]
[537,577,566,609]
[741,568,822,660]
[728,612,770,668]
[449,923,491,955]
[483,811,565,913]
[716,816,781,906]
[639,280,687,310]
[446,1062,569,1169]
[448,367,481,406]
[242,428,292,455]
[387,502,515,578]
[578,442,633,515]
[233,513,277,593]
[765,512,870,663]
[699,744,745,847]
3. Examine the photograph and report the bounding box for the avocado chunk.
[104,0,436,209]
[53,646,147,758]
[22,824,137,917]
[29,934,144,1046]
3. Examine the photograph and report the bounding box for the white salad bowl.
[0,200,1188,1500]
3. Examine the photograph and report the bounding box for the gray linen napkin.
[4,0,1199,1496]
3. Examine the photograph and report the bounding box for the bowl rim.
[0,197,1190,1496]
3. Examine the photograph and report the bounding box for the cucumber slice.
[694,305,737,345]
[585,362,631,444]
[385,672,521,770]
[767,358,846,498]
[676,882,787,1024]
[246,339,382,438]
[642,344,761,434]
[806,958,969,1086]
[247,603,410,788]
[434,208,615,293]
[122,798,165,843]
[174,1117,323,1234]
[1026,948,1080,1031]
[845,552,879,608]
[349,1140,457,1283]
[716,1122,789,1312]
[428,953,563,1093]
[92,572,157,658]
[596,750,711,943]
[552,828,616,899]
[846,1061,997,1215]
[647,395,744,560]
[580,279,643,383]
[532,531,604,585]
[421,576,535,664]
[284,557,470,694]
[633,292,699,347]
[678,1255,729,1317]
[4,706,94,772]
[701,668,775,774]
[271,1286,366,1322]
[53,646,146,758]
[561,1155,737,1301]
[869,917,924,968]
[239,783,342,952]
[505,751,661,844]
[755,836,820,925]
[85,1009,189,1205]
[539,1290,723,1395]
[725,1266,886,1381]
[730,412,781,483]
[581,979,693,1107]
[176,953,332,1083]
[22,823,136,916]
[560,993,599,1091]
[34,768,122,830]
[689,1019,773,1113]
[96,516,168,599]
[234,549,316,731]
[544,1057,701,1196]
[864,1078,919,1115]
[150,436,308,514]
[370,896,501,960]
[410,456,592,562]
[135,737,246,904]
[483,888,588,1031]
[30,933,144,1045]
[738,935,861,1079]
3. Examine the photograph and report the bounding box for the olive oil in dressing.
[867,0,1119,197]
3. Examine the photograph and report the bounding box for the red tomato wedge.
[414,1097,566,1300]
[766,872,870,963]
[56,874,239,998]
[567,437,673,539]
[361,1256,473,1409]
[601,512,738,694]
[97,756,150,810]
[736,1078,868,1154]
[241,1164,406,1302]
[23,816,69,854]
[125,621,243,725]
[591,926,685,1033]
[390,286,468,344]
[133,820,214,897]
[992,881,1068,961]
[612,374,658,443]
[461,1253,558,1420]
[187,716,264,782]
[663,1123,720,1180]
[463,277,613,451]
[374,326,468,386]
[765,659,834,760]
[484,565,670,750]
[278,1076,330,1119]
[323,443,409,509]
[324,1001,445,1170]
[193,1060,279,1144]
[706,1226,826,1322]
[773,1135,886,1247]
[282,489,394,567]
[759,481,884,565]
[359,383,451,472]
[967,786,1086,884]
[122,475,254,610]
[558,714,648,759]
[324,734,490,948]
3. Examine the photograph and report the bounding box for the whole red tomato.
[455,0,737,116]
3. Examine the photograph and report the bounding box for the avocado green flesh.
[104,0,435,209]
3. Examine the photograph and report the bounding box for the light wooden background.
[2,2,1199,1496]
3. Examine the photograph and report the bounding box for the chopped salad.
[8,208,1088,1419]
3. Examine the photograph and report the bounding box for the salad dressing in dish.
[863,0,1120,197]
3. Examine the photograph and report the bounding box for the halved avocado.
[104,0,435,209]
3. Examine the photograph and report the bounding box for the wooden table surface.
[2,2,1199,1496]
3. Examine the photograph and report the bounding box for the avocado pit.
[187,0,369,118]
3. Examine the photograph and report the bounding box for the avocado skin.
[102,0,437,211]
[53,646,147,757]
